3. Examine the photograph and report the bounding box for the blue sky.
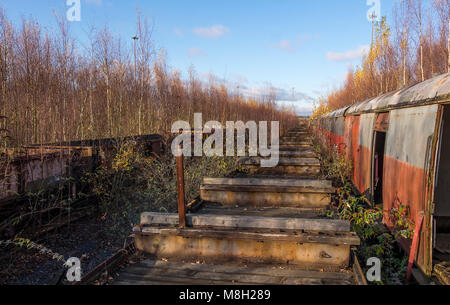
[2,0,397,115]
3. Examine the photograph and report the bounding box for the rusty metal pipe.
[176,144,186,228]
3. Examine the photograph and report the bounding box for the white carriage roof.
[326,72,450,117]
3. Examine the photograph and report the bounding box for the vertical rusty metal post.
[176,143,186,228]
[406,212,424,283]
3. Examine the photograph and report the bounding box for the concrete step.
[238,157,321,176]
[288,129,308,134]
[281,136,312,142]
[134,213,359,269]
[200,177,334,208]
[273,150,317,158]
[280,141,313,146]
[279,144,314,151]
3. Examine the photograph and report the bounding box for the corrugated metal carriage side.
[314,73,450,276]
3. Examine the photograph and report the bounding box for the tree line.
[322,0,449,111]
[0,8,297,147]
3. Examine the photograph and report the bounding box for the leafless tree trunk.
[448,19,450,72]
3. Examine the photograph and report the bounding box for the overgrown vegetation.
[87,140,244,242]
[0,238,66,264]
[0,177,79,238]
[312,139,413,285]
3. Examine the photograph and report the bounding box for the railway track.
[78,120,363,285]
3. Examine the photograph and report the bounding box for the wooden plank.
[245,166,321,177]
[137,260,354,280]
[279,144,314,151]
[238,158,320,166]
[138,227,360,245]
[433,261,450,285]
[280,145,312,149]
[202,177,332,188]
[273,151,317,158]
[198,206,325,218]
[200,189,331,208]
[140,212,351,232]
[121,266,285,284]
[116,272,234,285]
[113,260,352,285]
[281,142,312,146]
[200,184,333,194]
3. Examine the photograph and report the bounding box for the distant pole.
[132,35,139,135]
[370,13,376,53]
[176,143,186,228]
[132,36,139,82]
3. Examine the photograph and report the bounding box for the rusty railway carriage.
[315,72,450,277]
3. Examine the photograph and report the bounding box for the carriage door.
[434,105,450,262]
[372,113,390,206]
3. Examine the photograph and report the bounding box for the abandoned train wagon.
[314,72,450,277]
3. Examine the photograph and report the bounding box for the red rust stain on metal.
[351,116,361,188]
[354,145,371,194]
[320,129,345,154]
[344,117,354,164]
[374,113,390,132]
[382,155,426,227]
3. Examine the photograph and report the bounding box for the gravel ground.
[0,217,125,285]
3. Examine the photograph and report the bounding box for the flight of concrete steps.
[127,120,360,285]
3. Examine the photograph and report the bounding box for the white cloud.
[277,101,313,116]
[173,28,183,37]
[85,0,102,5]
[188,47,206,58]
[326,45,370,62]
[271,34,320,53]
[195,73,313,110]
[297,33,321,41]
[193,25,230,38]
[237,84,313,104]
[272,39,294,53]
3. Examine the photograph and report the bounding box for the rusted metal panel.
[342,114,373,195]
[0,134,164,201]
[0,149,82,200]
[176,146,186,228]
[343,116,353,163]
[383,104,438,273]
[317,75,450,276]
[374,113,390,132]
[351,116,360,190]
[384,105,437,172]
[356,113,375,195]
